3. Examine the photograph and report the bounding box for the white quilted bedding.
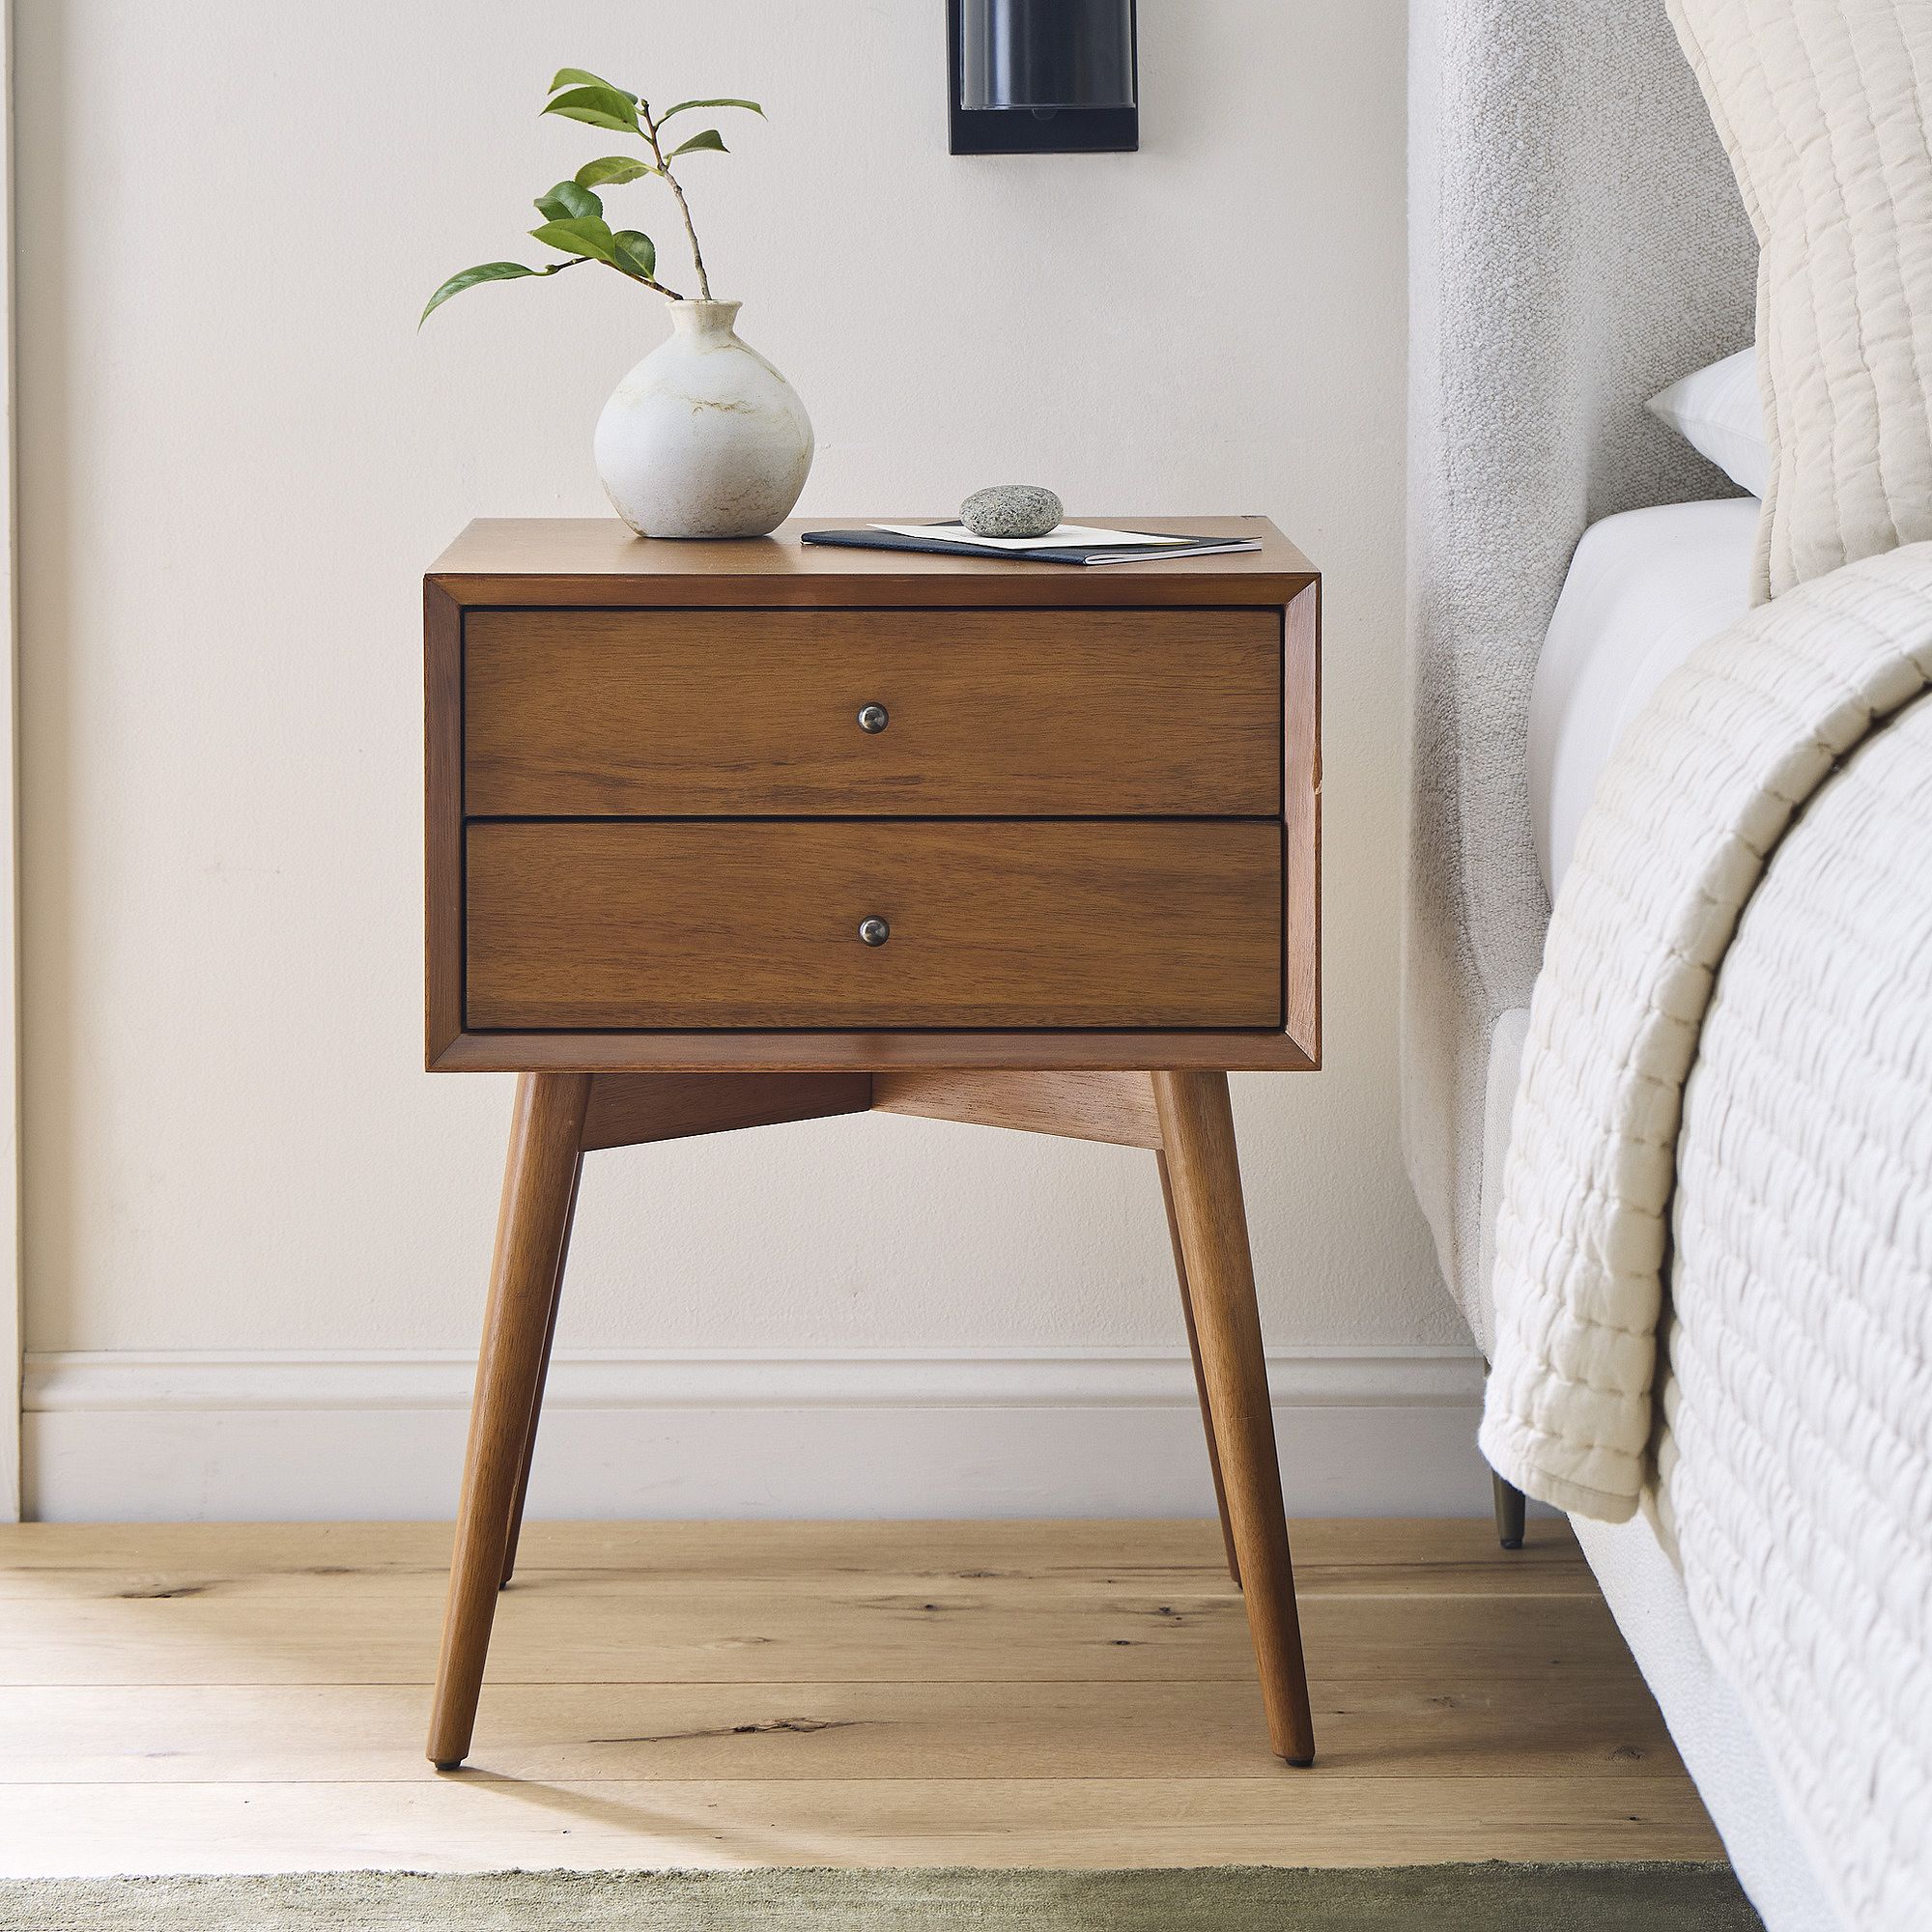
[1481,542,1932,1929]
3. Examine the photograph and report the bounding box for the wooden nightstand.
[423,516,1322,1770]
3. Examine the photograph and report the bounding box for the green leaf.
[611,229,657,281]
[418,258,581,327]
[668,128,727,158]
[576,155,654,188]
[549,68,633,99]
[543,84,639,133]
[528,215,617,262]
[657,97,764,123]
[533,179,603,221]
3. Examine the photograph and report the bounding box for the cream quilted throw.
[1482,543,1932,1520]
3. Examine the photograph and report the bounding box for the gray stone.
[960,484,1065,539]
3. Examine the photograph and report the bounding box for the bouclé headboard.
[1402,0,1756,1330]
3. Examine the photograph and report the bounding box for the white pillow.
[1647,347,1767,497]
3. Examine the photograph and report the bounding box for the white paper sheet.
[868,521,1194,552]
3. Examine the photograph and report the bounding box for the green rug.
[0,1864,1764,1929]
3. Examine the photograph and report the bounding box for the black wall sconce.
[948,0,1138,155]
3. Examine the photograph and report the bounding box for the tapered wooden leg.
[427,1071,591,1770]
[1158,1151,1241,1585]
[1151,1070,1316,1766]
[1492,1470,1527,1550]
[498,1152,582,1589]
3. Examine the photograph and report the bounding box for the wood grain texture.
[1160,1150,1241,1584]
[868,1070,1162,1147]
[423,517,1320,1072]
[0,1676,1686,1784]
[1283,582,1321,1065]
[429,516,1316,610]
[465,821,1282,1032]
[497,1151,582,1590]
[464,608,1281,819]
[0,1582,1658,1688]
[1154,1072,1314,1764]
[0,1519,1723,1873]
[0,1516,1594,1579]
[423,582,465,1065]
[429,1026,1318,1076]
[428,1072,589,1769]
[580,1072,874,1151]
[0,1776,1724,1875]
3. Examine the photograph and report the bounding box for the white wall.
[14,0,1472,1519]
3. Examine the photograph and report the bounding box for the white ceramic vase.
[593,299,813,538]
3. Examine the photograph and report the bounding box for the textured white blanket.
[1483,541,1932,1930]
[1483,541,1932,1516]
[1662,691,1932,1931]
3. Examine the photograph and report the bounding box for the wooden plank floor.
[0,1518,1722,1874]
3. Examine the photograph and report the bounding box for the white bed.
[1506,497,1848,1931]
[1475,498,1759,1355]
[1402,5,1929,1924]
[1529,498,1756,895]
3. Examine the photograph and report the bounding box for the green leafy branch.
[422,68,763,325]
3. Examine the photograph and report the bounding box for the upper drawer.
[463,608,1281,817]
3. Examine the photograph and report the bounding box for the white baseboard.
[22,1346,1492,1521]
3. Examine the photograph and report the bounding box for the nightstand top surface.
[429,516,1314,608]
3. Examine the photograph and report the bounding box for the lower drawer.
[466,821,1282,1031]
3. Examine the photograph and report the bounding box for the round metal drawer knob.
[857,703,890,734]
[858,917,891,947]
